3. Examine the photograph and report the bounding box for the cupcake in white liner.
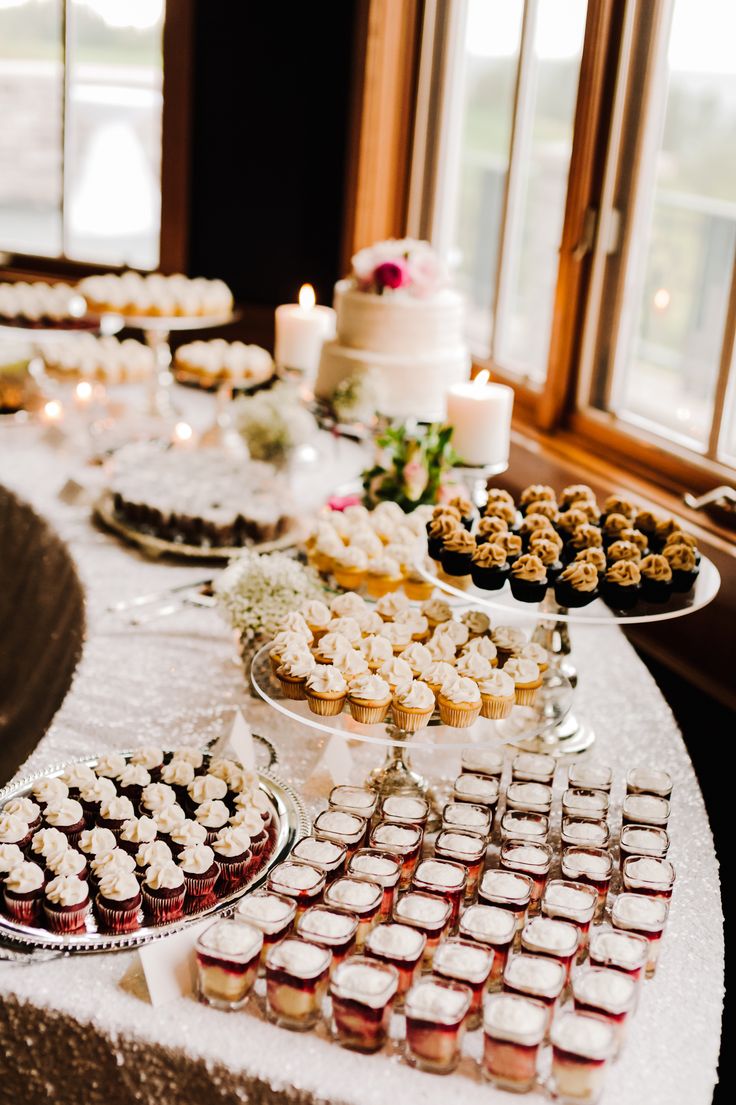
[424,661,459,698]
[269,629,311,672]
[434,620,470,649]
[276,645,316,700]
[330,591,367,619]
[398,642,432,678]
[520,642,549,673]
[347,673,393,725]
[305,664,348,717]
[426,633,457,664]
[378,657,414,694]
[300,598,332,642]
[392,679,435,733]
[437,676,482,728]
[358,634,394,672]
[503,658,542,706]
[477,669,516,719]
[313,630,353,666]
[377,621,413,655]
[329,616,363,646]
[394,609,430,642]
[454,651,494,683]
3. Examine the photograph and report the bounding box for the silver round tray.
[0,751,310,954]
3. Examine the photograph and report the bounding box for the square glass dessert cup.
[313,809,368,858]
[478,868,534,936]
[561,788,610,822]
[411,857,467,929]
[196,920,263,1010]
[619,823,670,869]
[626,766,673,800]
[621,793,671,829]
[504,781,553,816]
[291,836,347,878]
[393,891,452,968]
[234,891,297,967]
[347,849,401,921]
[265,937,332,1030]
[482,992,548,1093]
[571,967,637,1053]
[365,921,426,1003]
[329,956,398,1052]
[521,916,580,980]
[560,848,614,920]
[501,810,550,845]
[323,876,383,950]
[452,772,500,811]
[541,880,598,953]
[296,905,359,971]
[379,793,430,828]
[458,903,516,988]
[404,977,472,1074]
[328,784,379,820]
[432,937,493,1028]
[567,763,613,794]
[621,855,676,900]
[460,746,505,779]
[549,1011,615,1104]
[441,801,492,841]
[369,821,423,888]
[588,925,649,984]
[511,752,556,786]
[500,839,553,910]
[611,892,669,977]
[434,829,487,898]
[560,817,610,852]
[267,861,326,921]
[502,953,566,1029]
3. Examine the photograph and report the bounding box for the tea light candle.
[445,371,513,467]
[274,284,336,378]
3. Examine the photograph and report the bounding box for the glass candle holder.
[571,967,637,1052]
[621,793,670,829]
[478,868,533,935]
[511,752,555,786]
[542,880,598,955]
[328,784,379,820]
[329,956,398,1052]
[265,937,332,1030]
[626,766,673,800]
[296,905,359,971]
[434,830,487,898]
[500,839,553,910]
[588,925,649,984]
[621,855,676,900]
[561,848,613,920]
[313,809,368,858]
[452,773,500,812]
[561,788,610,822]
[611,892,669,977]
[460,746,505,779]
[567,763,613,794]
[502,953,566,1029]
[404,977,472,1074]
[549,1011,615,1104]
[347,849,401,922]
[432,937,493,1029]
[561,818,610,852]
[458,903,516,989]
[291,836,347,879]
[441,801,492,840]
[500,811,550,845]
[234,891,296,966]
[393,891,452,968]
[379,794,430,829]
[482,992,548,1093]
[504,782,553,816]
[369,821,423,888]
[520,916,579,980]
[195,920,263,1010]
[323,876,383,950]
[267,861,326,920]
[619,824,670,869]
[365,921,426,1003]
[411,858,467,929]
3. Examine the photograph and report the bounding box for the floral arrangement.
[231,380,317,462]
[362,422,459,512]
[216,550,324,644]
[351,238,446,298]
[330,369,381,424]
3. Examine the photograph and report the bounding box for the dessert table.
[0,415,724,1105]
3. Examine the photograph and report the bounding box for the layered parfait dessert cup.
[347,849,401,921]
[195,919,263,1010]
[511,752,555,786]
[460,746,504,779]
[296,905,359,972]
[621,855,676,900]
[500,840,553,911]
[561,818,611,852]
[441,801,492,841]
[571,967,636,1052]
[504,782,552,817]
[267,861,326,921]
[290,836,347,879]
[265,937,332,1030]
[561,848,614,920]
[411,858,467,929]
[478,868,533,937]
[502,953,566,1029]
[329,956,398,1052]
[500,811,550,845]
[369,822,423,888]
[322,876,382,950]
[458,903,516,988]
[482,992,548,1092]
[611,892,669,977]
[626,766,673,800]
[328,785,378,821]
[365,921,425,1003]
[567,763,613,793]
[433,830,487,898]
[541,880,598,954]
[520,916,580,981]
[618,824,670,870]
[393,891,452,968]
[588,925,649,985]
[621,793,671,829]
[452,773,500,817]
[432,937,493,1028]
[379,794,430,829]
[313,810,368,859]
[561,789,610,823]
[403,977,472,1074]
[234,891,296,967]
[549,1011,615,1103]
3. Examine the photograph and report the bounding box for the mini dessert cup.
[42,875,90,933]
[369,822,423,888]
[196,920,263,1010]
[561,818,610,852]
[328,785,379,821]
[611,892,668,977]
[482,992,547,1092]
[458,903,516,988]
[265,937,332,1030]
[626,766,673,800]
[330,956,398,1052]
[412,858,467,929]
[501,811,550,845]
[619,824,670,869]
[571,967,636,1052]
[542,880,597,954]
[460,746,504,779]
[434,830,487,898]
[365,921,425,1002]
[561,788,610,822]
[347,850,401,921]
[177,843,220,898]
[521,915,579,980]
[622,855,676,900]
[267,861,326,920]
[502,953,566,1029]
[297,905,359,970]
[478,869,534,936]
[96,871,142,933]
[511,752,555,786]
[621,793,671,828]
[432,937,493,1028]
[567,763,613,793]
[505,782,553,816]
[291,836,347,879]
[234,891,296,966]
[549,1011,615,1104]
[141,861,186,923]
[588,925,649,984]
[393,891,452,968]
[441,801,492,841]
[561,848,614,920]
[323,876,382,949]
[404,977,472,1074]
[379,794,429,829]
[313,809,368,858]
[500,839,553,910]
[452,773,500,813]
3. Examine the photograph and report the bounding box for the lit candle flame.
[76,381,93,402]
[474,369,491,388]
[174,421,193,442]
[43,400,63,421]
[299,283,316,311]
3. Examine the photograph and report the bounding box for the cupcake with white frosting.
[94,752,127,781]
[194,800,231,845]
[0,811,32,851]
[160,758,195,803]
[79,775,117,823]
[398,642,432,678]
[178,843,219,897]
[96,869,142,933]
[300,598,332,642]
[391,679,435,732]
[212,826,252,886]
[129,745,165,780]
[31,776,69,809]
[0,843,25,879]
[503,658,542,706]
[347,673,393,725]
[43,874,90,933]
[59,763,96,797]
[30,827,69,866]
[97,795,135,837]
[2,797,41,833]
[90,847,136,887]
[78,825,117,857]
[358,635,393,672]
[477,669,516,719]
[44,798,86,845]
[117,764,151,805]
[3,860,45,922]
[135,839,173,874]
[45,847,88,882]
[423,661,458,699]
[305,664,348,717]
[142,861,186,922]
[118,815,157,857]
[276,645,316,700]
[437,676,482,728]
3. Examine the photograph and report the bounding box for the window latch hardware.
[572,207,598,261]
[683,486,736,528]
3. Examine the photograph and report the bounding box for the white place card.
[302,734,353,798]
[211,708,256,770]
[58,477,89,505]
[138,919,210,1006]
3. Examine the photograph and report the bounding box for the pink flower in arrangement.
[373,259,410,292]
[327,494,363,512]
[402,457,429,502]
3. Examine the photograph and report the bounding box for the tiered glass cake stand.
[415,556,721,756]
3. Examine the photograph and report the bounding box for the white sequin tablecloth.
[0,416,724,1105]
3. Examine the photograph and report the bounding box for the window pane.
[64,0,164,268]
[607,0,736,450]
[0,0,63,256]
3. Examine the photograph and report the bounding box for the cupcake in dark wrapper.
[195,800,231,845]
[78,826,117,858]
[90,847,137,888]
[229,805,269,863]
[606,539,641,564]
[3,861,45,922]
[141,860,186,922]
[440,528,477,577]
[494,530,523,567]
[601,495,635,523]
[554,561,599,608]
[94,752,127,782]
[43,798,86,846]
[574,547,607,580]
[45,847,88,882]
[0,811,33,851]
[522,499,559,524]
[528,536,563,584]
[601,512,630,547]
[601,560,641,610]
[118,815,158,857]
[470,541,509,590]
[135,839,173,876]
[652,516,681,551]
[485,487,515,508]
[43,874,90,933]
[620,527,649,555]
[59,763,96,799]
[212,826,252,887]
[518,485,555,513]
[559,484,596,510]
[565,523,603,562]
[663,542,699,593]
[178,843,220,897]
[633,509,659,542]
[556,507,589,539]
[639,554,673,603]
[168,818,208,857]
[427,513,461,561]
[447,495,475,530]
[484,500,517,528]
[117,764,151,806]
[97,795,135,837]
[509,554,548,603]
[475,514,508,546]
[129,745,165,782]
[96,870,142,933]
[31,776,69,810]
[0,843,24,880]
[160,758,196,804]
[2,797,40,834]
[519,513,556,549]
[78,776,117,825]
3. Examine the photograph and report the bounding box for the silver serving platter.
[0,750,310,954]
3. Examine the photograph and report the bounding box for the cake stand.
[415,557,720,757]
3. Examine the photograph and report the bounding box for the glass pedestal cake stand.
[250,643,573,823]
[416,555,721,757]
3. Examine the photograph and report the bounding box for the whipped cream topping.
[31,827,69,860]
[349,852,399,882]
[434,939,492,982]
[120,816,157,844]
[503,658,540,685]
[367,922,424,958]
[375,590,409,619]
[44,798,84,827]
[492,626,527,651]
[5,861,44,894]
[0,843,24,873]
[270,629,309,657]
[505,953,565,994]
[332,960,397,1006]
[590,927,648,967]
[405,979,469,1022]
[306,664,348,695]
[435,621,470,648]
[300,598,332,628]
[395,679,435,710]
[169,819,208,847]
[300,908,356,940]
[550,1012,614,1061]
[178,843,216,875]
[424,661,457,687]
[377,621,412,649]
[152,804,187,834]
[329,616,362,645]
[358,635,393,667]
[79,776,117,804]
[230,807,264,836]
[145,861,185,891]
[45,874,89,907]
[212,827,251,857]
[330,590,368,617]
[316,809,363,836]
[60,764,96,790]
[135,840,173,868]
[326,878,380,910]
[117,764,151,789]
[141,783,177,812]
[200,919,262,958]
[484,993,548,1044]
[236,893,295,928]
[372,823,419,849]
[398,642,432,674]
[563,819,608,845]
[415,859,465,890]
[480,869,532,902]
[333,647,368,679]
[278,648,317,680]
[267,937,330,978]
[573,967,635,1012]
[32,777,69,805]
[455,774,499,803]
[382,795,427,821]
[188,774,228,805]
[623,794,670,821]
[195,799,230,829]
[462,636,499,662]
[95,753,126,779]
[169,747,204,770]
[443,803,490,831]
[91,848,136,877]
[426,633,457,662]
[161,759,195,787]
[563,851,611,878]
[276,611,313,640]
[98,870,140,902]
[293,838,344,866]
[624,856,674,887]
[0,813,30,842]
[396,893,449,925]
[47,849,86,877]
[461,903,516,942]
[524,916,578,954]
[99,796,134,822]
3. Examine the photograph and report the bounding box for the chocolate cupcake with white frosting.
[178,842,219,897]
[43,874,90,933]
[168,818,208,857]
[129,745,165,781]
[45,847,88,882]
[140,782,177,815]
[151,803,187,842]
[142,860,186,922]
[96,869,142,933]
[90,847,137,888]
[117,764,151,806]
[78,826,117,858]
[212,826,252,887]
[78,775,117,825]
[195,799,231,845]
[2,796,41,833]
[31,776,69,810]
[0,843,25,881]
[59,763,96,798]
[3,860,44,922]
[187,774,228,814]
[43,798,86,846]
[97,795,135,837]
[94,752,127,782]
[119,815,157,857]
[229,805,269,860]
[30,826,69,868]
[135,839,173,876]
[160,758,196,804]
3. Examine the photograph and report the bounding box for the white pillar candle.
[445,371,514,467]
[274,284,336,378]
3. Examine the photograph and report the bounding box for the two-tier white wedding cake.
[315,239,470,420]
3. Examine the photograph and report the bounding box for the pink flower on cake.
[373,260,410,292]
[407,249,444,297]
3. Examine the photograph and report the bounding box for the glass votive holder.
[626,766,673,800]
[291,836,347,879]
[502,953,566,1029]
[621,855,676,900]
[549,1011,615,1104]
[404,977,472,1074]
[441,801,492,841]
[520,916,579,980]
[621,793,670,829]
[500,810,550,845]
[329,956,398,1053]
[452,773,500,812]
[571,967,637,1053]
[504,782,553,816]
[296,905,359,972]
[560,848,614,920]
[434,829,487,898]
[267,861,326,921]
[365,921,426,1002]
[588,925,649,984]
[500,839,553,910]
[541,880,598,955]
[611,892,669,977]
[411,858,467,929]
[432,937,493,1029]
[460,746,505,779]
[478,868,534,935]
[511,752,555,786]
[567,763,613,793]
[195,920,263,1010]
[458,903,516,989]
[619,824,670,869]
[561,788,609,822]
[328,784,379,820]
[379,794,430,829]
[393,891,452,968]
[265,937,332,1030]
[323,876,383,950]
[369,821,423,888]
[347,849,401,921]
[234,891,296,967]
[313,809,368,858]
[560,817,610,852]
[482,992,548,1093]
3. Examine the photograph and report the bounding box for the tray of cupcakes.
[0,749,309,953]
[421,483,720,621]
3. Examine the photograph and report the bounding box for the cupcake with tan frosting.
[391,679,435,732]
[484,500,517,527]
[440,528,476,578]
[639,553,673,603]
[305,664,348,716]
[519,485,555,512]
[574,547,607,577]
[437,676,482,728]
[559,484,596,510]
[606,539,641,564]
[503,658,542,706]
[476,514,508,545]
[663,542,699,593]
[477,669,516,719]
[421,596,452,630]
[471,541,509,591]
[526,536,563,583]
[509,554,548,603]
[602,559,641,610]
[554,561,599,608]
[494,530,523,566]
[427,512,461,560]
[347,673,393,725]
